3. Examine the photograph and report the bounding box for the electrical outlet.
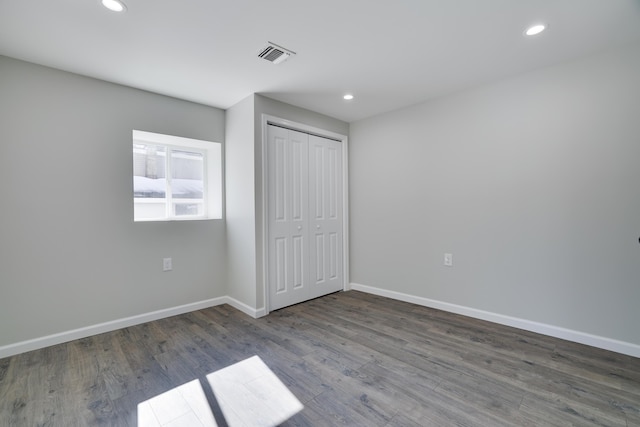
[444,253,453,267]
[163,257,172,271]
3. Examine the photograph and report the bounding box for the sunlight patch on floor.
[137,355,303,426]
[138,379,217,426]
[206,355,304,426]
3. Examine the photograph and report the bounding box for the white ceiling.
[2,0,640,123]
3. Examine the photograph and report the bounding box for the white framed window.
[133,130,222,222]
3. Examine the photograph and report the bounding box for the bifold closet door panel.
[308,135,343,294]
[267,126,311,310]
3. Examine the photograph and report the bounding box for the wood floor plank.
[519,391,628,427]
[1,290,639,426]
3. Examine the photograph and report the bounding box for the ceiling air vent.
[258,42,296,64]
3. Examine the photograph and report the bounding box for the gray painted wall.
[349,43,640,345]
[225,95,257,308]
[0,56,227,347]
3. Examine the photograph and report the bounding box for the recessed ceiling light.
[343,94,354,100]
[102,0,127,12]
[525,24,546,36]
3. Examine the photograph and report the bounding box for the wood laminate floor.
[1,291,639,426]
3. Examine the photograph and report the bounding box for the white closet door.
[267,125,343,311]
[308,135,343,294]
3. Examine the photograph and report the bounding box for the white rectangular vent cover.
[258,42,296,64]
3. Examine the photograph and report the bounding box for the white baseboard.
[5,286,638,359]
[349,282,640,358]
[0,297,227,359]
[225,297,266,318]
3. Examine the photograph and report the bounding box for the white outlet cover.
[163,257,172,271]
[444,253,453,267]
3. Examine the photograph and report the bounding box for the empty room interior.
[1,1,640,426]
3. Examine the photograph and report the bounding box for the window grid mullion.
[166,147,173,219]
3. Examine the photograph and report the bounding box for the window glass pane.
[133,144,167,220]
[173,202,204,217]
[133,144,167,198]
[171,150,204,200]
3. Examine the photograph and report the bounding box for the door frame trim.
[260,114,349,314]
